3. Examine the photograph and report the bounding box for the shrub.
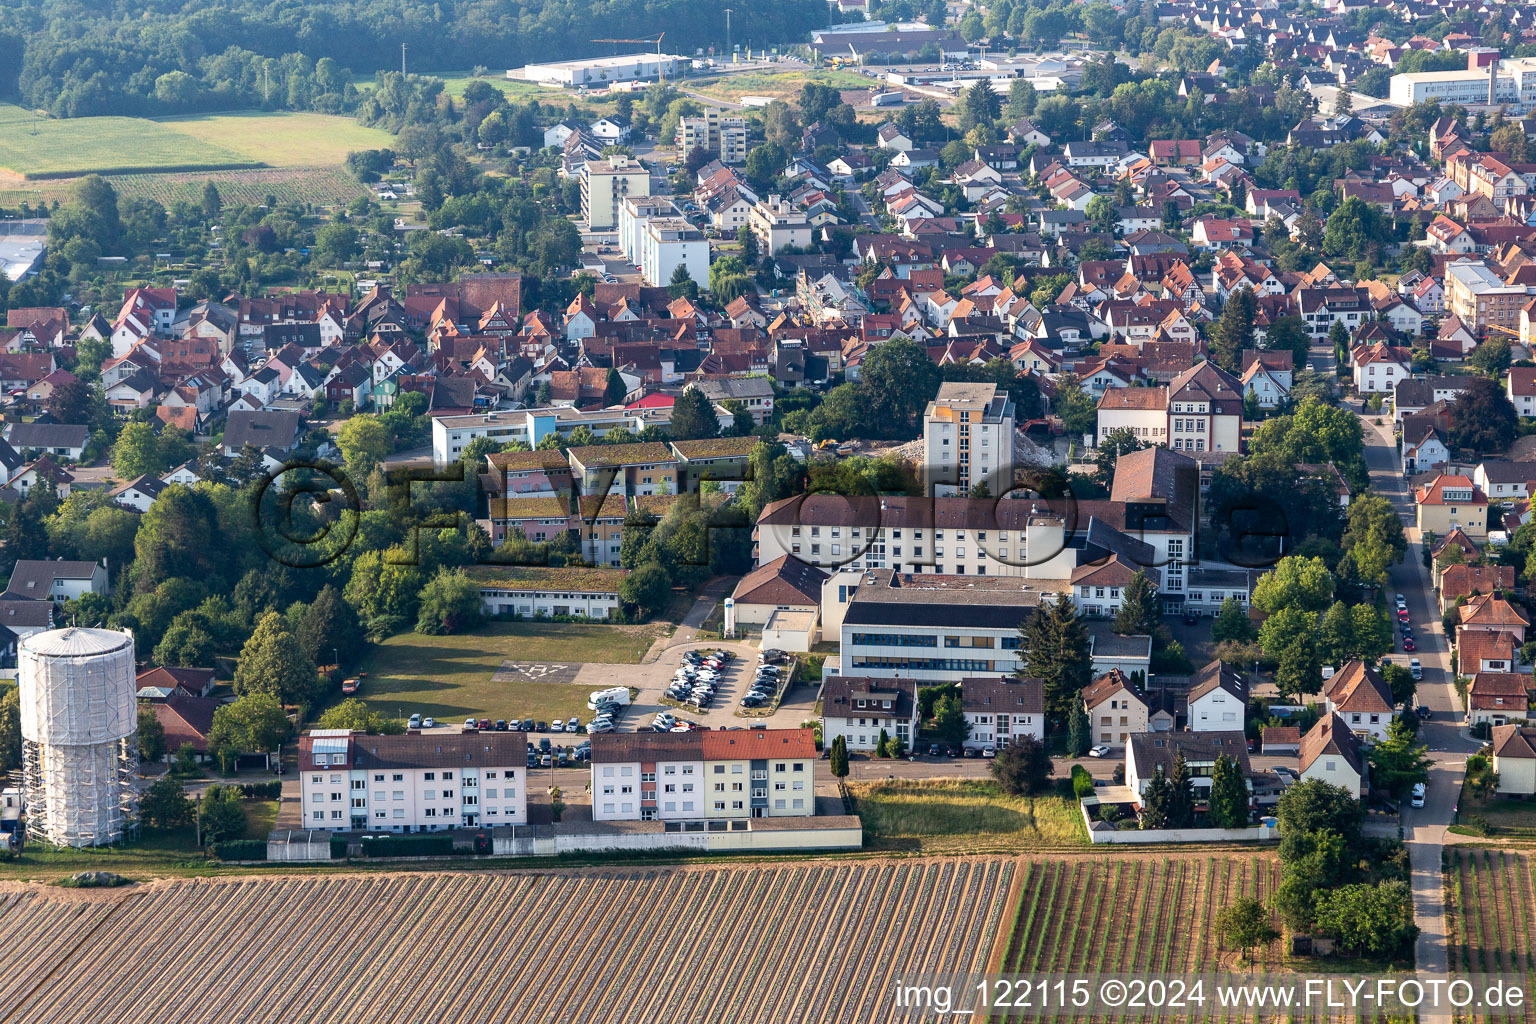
[236,781,282,800]
[1071,764,1095,799]
[357,833,454,857]
[210,839,268,861]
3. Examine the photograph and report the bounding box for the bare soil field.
[0,857,1015,1023]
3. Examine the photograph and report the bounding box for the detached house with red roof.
[1415,472,1488,539]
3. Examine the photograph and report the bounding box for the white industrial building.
[518,53,688,89]
[17,628,138,848]
[467,565,628,621]
[298,729,528,831]
[1389,58,1536,110]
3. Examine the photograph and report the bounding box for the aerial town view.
[7,0,1536,1018]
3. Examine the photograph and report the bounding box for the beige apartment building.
[582,156,652,230]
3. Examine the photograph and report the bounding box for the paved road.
[1353,391,1478,982]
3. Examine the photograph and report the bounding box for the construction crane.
[591,33,671,82]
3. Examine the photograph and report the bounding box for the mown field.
[1446,848,1536,979]
[0,858,1015,1023]
[0,104,257,179]
[851,780,1088,853]
[350,621,668,724]
[152,112,395,167]
[685,68,873,104]
[996,854,1288,988]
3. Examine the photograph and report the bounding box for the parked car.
[928,743,942,756]
[422,717,436,729]
[408,714,422,728]
[566,716,580,732]
[535,721,547,732]
[550,720,565,733]
[1273,766,1299,781]
[1411,781,1426,808]
[1088,744,1111,757]
[538,738,552,752]
[521,718,535,732]
[741,695,764,707]
[1417,705,1432,720]
[1410,658,1422,680]
[1403,636,1416,651]
[464,718,477,729]
[963,746,980,758]
[478,718,492,730]
[589,720,616,734]
[982,745,996,758]
[495,720,507,731]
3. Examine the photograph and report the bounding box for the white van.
[1410,782,1426,808]
[587,687,631,710]
[1409,658,1422,680]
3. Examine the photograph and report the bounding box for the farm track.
[0,858,1020,1024]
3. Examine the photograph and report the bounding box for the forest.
[0,0,828,117]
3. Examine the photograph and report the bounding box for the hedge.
[1071,765,1095,800]
[236,781,283,800]
[210,839,268,861]
[356,833,454,857]
[330,837,349,859]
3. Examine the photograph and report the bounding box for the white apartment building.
[677,108,749,164]
[754,494,1078,581]
[820,676,919,752]
[617,196,676,267]
[582,156,652,231]
[923,381,1016,497]
[298,729,527,832]
[639,217,710,290]
[749,194,812,256]
[590,729,818,821]
[431,405,672,466]
[1389,67,1518,108]
[960,676,1045,750]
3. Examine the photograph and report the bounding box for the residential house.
[820,676,919,753]
[960,676,1045,750]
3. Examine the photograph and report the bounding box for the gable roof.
[1324,660,1394,715]
[731,555,829,608]
[1299,712,1363,777]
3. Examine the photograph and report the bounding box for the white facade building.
[468,566,627,621]
[298,729,527,831]
[923,381,1016,497]
[520,53,688,89]
[820,676,919,752]
[639,218,710,290]
[582,156,653,231]
[590,728,818,821]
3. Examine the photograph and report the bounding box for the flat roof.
[525,53,688,71]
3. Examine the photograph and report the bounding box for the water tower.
[17,628,138,847]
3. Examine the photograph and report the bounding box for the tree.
[316,698,404,734]
[110,421,167,478]
[1067,701,1090,758]
[1276,778,1363,846]
[1318,601,1357,666]
[1311,881,1418,958]
[1112,569,1160,637]
[1211,597,1258,644]
[875,728,890,757]
[415,569,485,635]
[201,181,223,220]
[1140,767,1172,828]
[1208,754,1251,827]
[1451,375,1518,454]
[337,415,392,475]
[43,375,93,424]
[1492,123,1531,162]
[139,776,193,830]
[668,262,698,300]
[1217,896,1279,962]
[1259,605,1322,697]
[1167,751,1195,828]
[1468,335,1512,378]
[1022,594,1093,722]
[1211,287,1257,372]
[933,693,970,745]
[233,612,320,705]
[206,692,291,771]
[619,561,671,619]
[1382,662,1417,708]
[860,338,942,436]
[1252,555,1335,614]
[990,734,1053,795]
[1368,718,1432,796]
[736,224,758,266]
[1339,493,1406,589]
[1263,314,1311,368]
[669,386,719,441]
[829,734,849,778]
[0,686,16,772]
[297,585,365,668]
[138,703,166,762]
[603,368,627,407]
[1322,196,1391,263]
[199,784,245,844]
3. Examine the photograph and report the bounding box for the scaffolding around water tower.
[17,627,139,848]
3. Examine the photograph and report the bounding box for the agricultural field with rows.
[1446,848,1536,979]
[0,858,1015,1023]
[997,854,1287,984]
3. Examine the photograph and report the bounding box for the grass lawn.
[152,111,395,167]
[849,780,1089,853]
[0,104,256,179]
[347,621,666,724]
[1456,778,1536,836]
